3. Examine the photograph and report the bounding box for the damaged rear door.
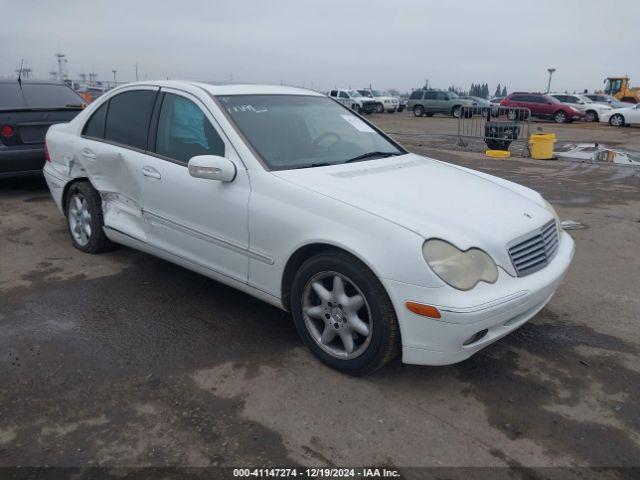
[78,87,159,241]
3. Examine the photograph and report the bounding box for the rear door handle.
[141,165,161,180]
[81,148,96,159]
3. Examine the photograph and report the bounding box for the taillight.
[44,142,51,162]
[1,125,14,138]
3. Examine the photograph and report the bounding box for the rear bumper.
[0,146,45,177]
[384,232,575,366]
[43,163,67,212]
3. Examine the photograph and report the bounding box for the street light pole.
[546,68,556,93]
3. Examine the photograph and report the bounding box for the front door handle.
[81,148,96,159]
[141,165,161,180]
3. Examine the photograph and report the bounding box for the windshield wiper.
[343,151,401,164]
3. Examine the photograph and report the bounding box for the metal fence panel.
[457,106,531,154]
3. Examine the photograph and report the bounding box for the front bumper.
[384,231,575,366]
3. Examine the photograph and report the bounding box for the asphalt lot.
[1,114,639,477]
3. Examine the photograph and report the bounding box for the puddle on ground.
[555,143,640,167]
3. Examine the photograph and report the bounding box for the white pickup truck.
[357,89,400,113]
[328,89,377,114]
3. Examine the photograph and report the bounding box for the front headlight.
[422,239,498,291]
[543,198,561,228]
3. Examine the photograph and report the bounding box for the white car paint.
[599,103,640,126]
[43,80,574,367]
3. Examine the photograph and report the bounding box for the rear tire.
[290,250,400,375]
[375,103,384,114]
[585,110,598,122]
[65,182,114,254]
[413,105,424,117]
[352,104,361,114]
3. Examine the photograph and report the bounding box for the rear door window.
[154,93,225,163]
[424,92,437,100]
[409,91,423,100]
[82,102,108,139]
[104,90,157,150]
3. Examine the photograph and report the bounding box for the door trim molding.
[142,210,274,265]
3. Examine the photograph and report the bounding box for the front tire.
[65,182,114,253]
[375,103,384,114]
[413,105,424,117]
[352,104,361,114]
[291,251,400,375]
[609,114,625,127]
[553,110,568,123]
[452,105,462,118]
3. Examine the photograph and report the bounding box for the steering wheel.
[313,132,341,148]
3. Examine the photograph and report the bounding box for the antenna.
[17,59,24,83]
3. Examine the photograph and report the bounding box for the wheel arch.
[280,242,389,313]
[61,177,91,214]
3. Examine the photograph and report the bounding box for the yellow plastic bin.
[529,133,556,160]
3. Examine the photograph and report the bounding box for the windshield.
[218,95,403,171]
[577,95,593,103]
[347,90,360,97]
[371,90,384,97]
[358,90,372,98]
[447,91,459,98]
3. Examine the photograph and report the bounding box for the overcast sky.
[2,0,639,94]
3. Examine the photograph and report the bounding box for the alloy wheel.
[302,271,373,360]
[610,114,624,127]
[68,192,92,246]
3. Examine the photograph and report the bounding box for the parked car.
[328,89,377,114]
[43,81,574,374]
[397,96,407,112]
[407,89,475,118]
[460,96,498,116]
[0,79,86,177]
[584,94,634,110]
[549,93,612,122]
[500,93,582,123]
[599,103,640,127]
[357,89,399,113]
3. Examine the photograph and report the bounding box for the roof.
[0,79,69,85]
[117,80,323,97]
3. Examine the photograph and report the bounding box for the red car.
[500,93,583,123]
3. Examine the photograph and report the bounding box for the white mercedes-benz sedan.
[43,81,575,374]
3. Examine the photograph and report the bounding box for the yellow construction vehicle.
[603,76,640,103]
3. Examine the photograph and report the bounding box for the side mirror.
[188,155,237,182]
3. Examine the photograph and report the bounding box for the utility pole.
[56,53,68,81]
[546,68,556,93]
[112,69,117,86]
[135,63,139,81]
